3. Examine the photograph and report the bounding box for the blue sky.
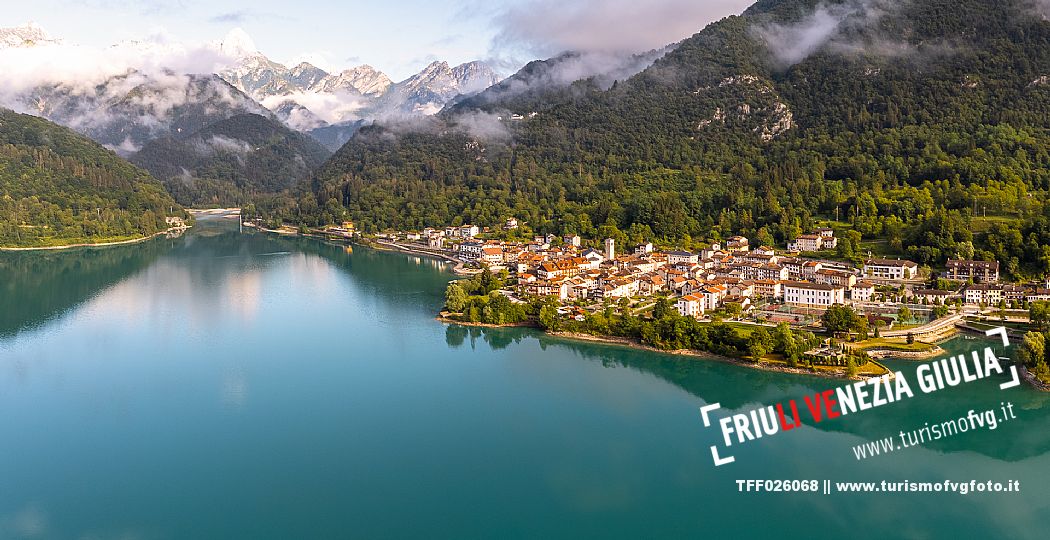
[3,0,752,79]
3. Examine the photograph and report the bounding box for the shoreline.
[547,331,873,380]
[1020,365,1050,392]
[863,346,946,360]
[436,314,868,381]
[242,230,1050,391]
[436,313,536,329]
[0,226,189,252]
[246,227,475,273]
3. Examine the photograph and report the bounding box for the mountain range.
[0,22,61,49]
[0,21,507,215]
[22,72,270,154]
[0,24,503,154]
[214,28,501,143]
[304,0,1050,278]
[5,0,1050,277]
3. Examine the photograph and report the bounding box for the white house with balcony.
[863,258,919,280]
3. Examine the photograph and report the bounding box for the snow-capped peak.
[0,22,62,49]
[217,28,258,59]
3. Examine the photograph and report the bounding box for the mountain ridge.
[130,112,331,207]
[298,0,1050,279]
[0,107,186,247]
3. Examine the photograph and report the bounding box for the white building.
[480,246,504,265]
[726,236,749,252]
[458,241,484,260]
[850,281,876,302]
[604,238,616,261]
[964,284,1003,305]
[676,294,706,319]
[863,258,919,280]
[581,248,604,264]
[666,251,699,265]
[784,282,845,308]
[788,234,824,252]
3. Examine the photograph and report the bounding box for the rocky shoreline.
[1019,365,1050,392]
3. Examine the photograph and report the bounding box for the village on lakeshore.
[261,217,1050,384]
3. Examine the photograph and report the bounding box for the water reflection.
[0,240,168,338]
[451,325,1050,462]
[3,220,1050,539]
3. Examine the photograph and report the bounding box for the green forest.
[0,108,187,248]
[131,113,331,208]
[257,0,1050,280]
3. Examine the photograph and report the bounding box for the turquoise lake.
[1,218,1049,539]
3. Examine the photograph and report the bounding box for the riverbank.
[0,226,188,252]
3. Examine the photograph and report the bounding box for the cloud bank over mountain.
[489,0,752,57]
[0,25,233,101]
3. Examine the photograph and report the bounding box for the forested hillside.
[0,108,186,248]
[131,113,331,207]
[289,0,1050,279]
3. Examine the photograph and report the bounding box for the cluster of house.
[406,225,482,249]
[396,225,1049,319]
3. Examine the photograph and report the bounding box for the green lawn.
[760,354,890,377]
[700,321,765,338]
[970,215,1023,235]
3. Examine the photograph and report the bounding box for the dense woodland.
[0,109,186,248]
[131,113,331,208]
[256,0,1050,279]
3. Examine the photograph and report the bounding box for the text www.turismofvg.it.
[852,402,1017,460]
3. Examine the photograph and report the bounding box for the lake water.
[2,218,1049,539]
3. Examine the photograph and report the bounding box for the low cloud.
[0,29,233,102]
[489,0,751,58]
[1035,0,1050,18]
[206,135,253,154]
[210,12,253,24]
[753,0,919,67]
[495,50,668,97]
[0,25,268,151]
[260,90,369,124]
[208,9,289,25]
[452,110,511,141]
[74,0,189,16]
